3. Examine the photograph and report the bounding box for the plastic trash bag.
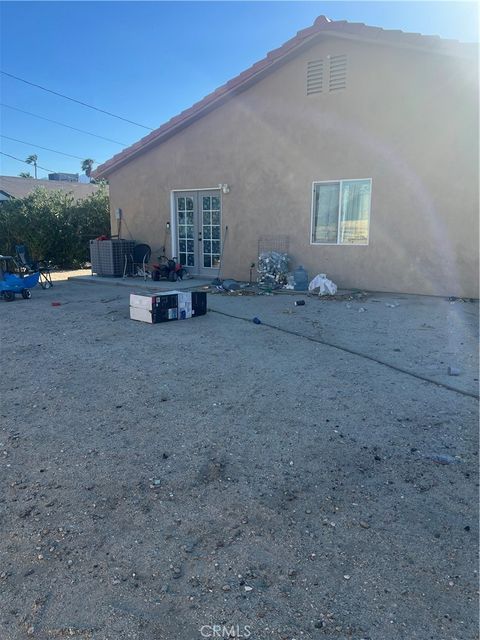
[308,273,338,296]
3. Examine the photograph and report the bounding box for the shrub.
[0,186,110,268]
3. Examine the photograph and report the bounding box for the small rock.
[424,453,460,465]
[222,584,231,592]
[244,585,253,592]
[343,574,351,580]
[359,521,370,529]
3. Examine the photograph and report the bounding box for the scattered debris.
[386,303,400,308]
[423,453,461,465]
[252,317,262,324]
[308,273,337,296]
[222,279,241,291]
[448,366,461,376]
[358,307,367,313]
[294,300,305,306]
[257,251,290,288]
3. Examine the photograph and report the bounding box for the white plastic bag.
[308,273,338,296]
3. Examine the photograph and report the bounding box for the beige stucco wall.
[107,36,479,297]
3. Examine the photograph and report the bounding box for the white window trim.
[310,178,372,246]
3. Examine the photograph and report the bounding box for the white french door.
[174,190,222,276]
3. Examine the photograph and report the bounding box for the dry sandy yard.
[0,279,478,640]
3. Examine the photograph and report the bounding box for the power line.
[0,151,54,173]
[0,135,90,161]
[0,103,127,146]
[1,71,154,131]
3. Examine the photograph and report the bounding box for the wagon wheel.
[2,291,15,301]
[22,289,32,299]
[41,281,52,289]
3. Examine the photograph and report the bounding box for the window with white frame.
[311,179,371,245]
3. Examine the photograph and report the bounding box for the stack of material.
[130,290,207,324]
[257,251,290,288]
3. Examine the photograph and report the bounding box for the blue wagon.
[0,255,40,301]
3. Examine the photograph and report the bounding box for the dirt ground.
[1,277,478,640]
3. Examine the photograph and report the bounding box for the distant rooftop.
[0,175,107,201]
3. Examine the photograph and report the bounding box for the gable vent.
[306,59,323,95]
[329,55,347,91]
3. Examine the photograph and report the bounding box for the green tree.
[25,154,38,179]
[81,158,94,179]
[19,172,32,178]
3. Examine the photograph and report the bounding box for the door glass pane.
[312,182,340,243]
[200,191,221,268]
[339,180,371,244]
[177,195,195,268]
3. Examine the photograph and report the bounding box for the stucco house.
[94,16,478,297]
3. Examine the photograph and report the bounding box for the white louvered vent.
[306,59,323,95]
[329,55,347,91]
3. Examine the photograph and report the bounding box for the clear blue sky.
[0,1,477,178]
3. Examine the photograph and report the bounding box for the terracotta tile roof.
[94,15,475,178]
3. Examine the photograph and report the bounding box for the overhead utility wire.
[1,135,89,161]
[0,151,54,173]
[0,103,127,146]
[1,71,154,131]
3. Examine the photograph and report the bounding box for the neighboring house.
[48,172,79,182]
[94,16,478,297]
[0,176,106,201]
